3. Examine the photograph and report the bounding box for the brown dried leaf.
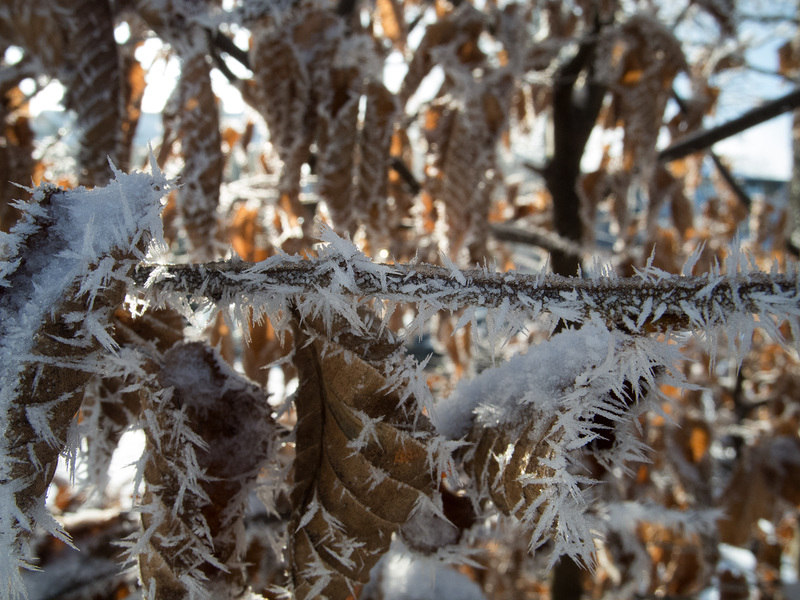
[719,436,800,546]
[176,51,224,261]
[250,7,339,213]
[427,73,512,260]
[779,39,800,77]
[469,411,562,524]
[317,68,362,235]
[0,183,156,567]
[289,309,444,599]
[243,309,294,388]
[399,7,486,106]
[229,206,273,263]
[377,0,406,50]
[208,311,236,366]
[360,81,398,244]
[139,342,275,598]
[58,0,122,186]
[670,188,694,240]
[602,15,686,178]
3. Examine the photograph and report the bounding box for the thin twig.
[659,88,800,163]
[489,223,586,259]
[389,157,421,194]
[671,89,752,209]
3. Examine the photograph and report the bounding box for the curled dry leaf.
[602,15,686,179]
[0,170,169,585]
[469,411,563,530]
[250,26,312,199]
[138,342,275,598]
[176,51,224,261]
[317,67,362,235]
[360,82,398,246]
[57,0,121,187]
[318,65,398,246]
[290,308,446,599]
[250,5,340,237]
[425,72,513,260]
[718,436,800,547]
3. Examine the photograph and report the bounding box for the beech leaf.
[289,307,445,599]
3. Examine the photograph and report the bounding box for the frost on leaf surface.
[442,324,680,567]
[0,165,171,600]
[136,342,275,599]
[289,305,454,599]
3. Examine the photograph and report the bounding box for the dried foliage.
[290,308,448,598]
[173,51,224,261]
[0,170,170,592]
[1,1,799,600]
[56,0,122,187]
[137,342,275,598]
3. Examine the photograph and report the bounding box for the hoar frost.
[437,323,685,566]
[0,163,171,600]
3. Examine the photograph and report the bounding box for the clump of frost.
[435,324,619,440]
[436,323,687,566]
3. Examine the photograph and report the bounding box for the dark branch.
[523,161,546,177]
[659,88,800,163]
[208,48,240,84]
[709,151,751,209]
[389,157,421,195]
[490,223,585,258]
[336,0,358,16]
[671,90,752,209]
[737,12,799,24]
[206,28,251,71]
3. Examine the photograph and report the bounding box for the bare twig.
[659,88,800,163]
[489,223,586,259]
[389,156,421,194]
[206,28,251,71]
[671,90,752,209]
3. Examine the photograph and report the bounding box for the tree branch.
[737,12,799,24]
[489,223,586,259]
[671,89,752,209]
[390,156,421,194]
[659,88,800,163]
[133,259,800,332]
[207,28,251,71]
[708,151,751,209]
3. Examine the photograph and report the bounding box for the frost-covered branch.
[133,253,800,333]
